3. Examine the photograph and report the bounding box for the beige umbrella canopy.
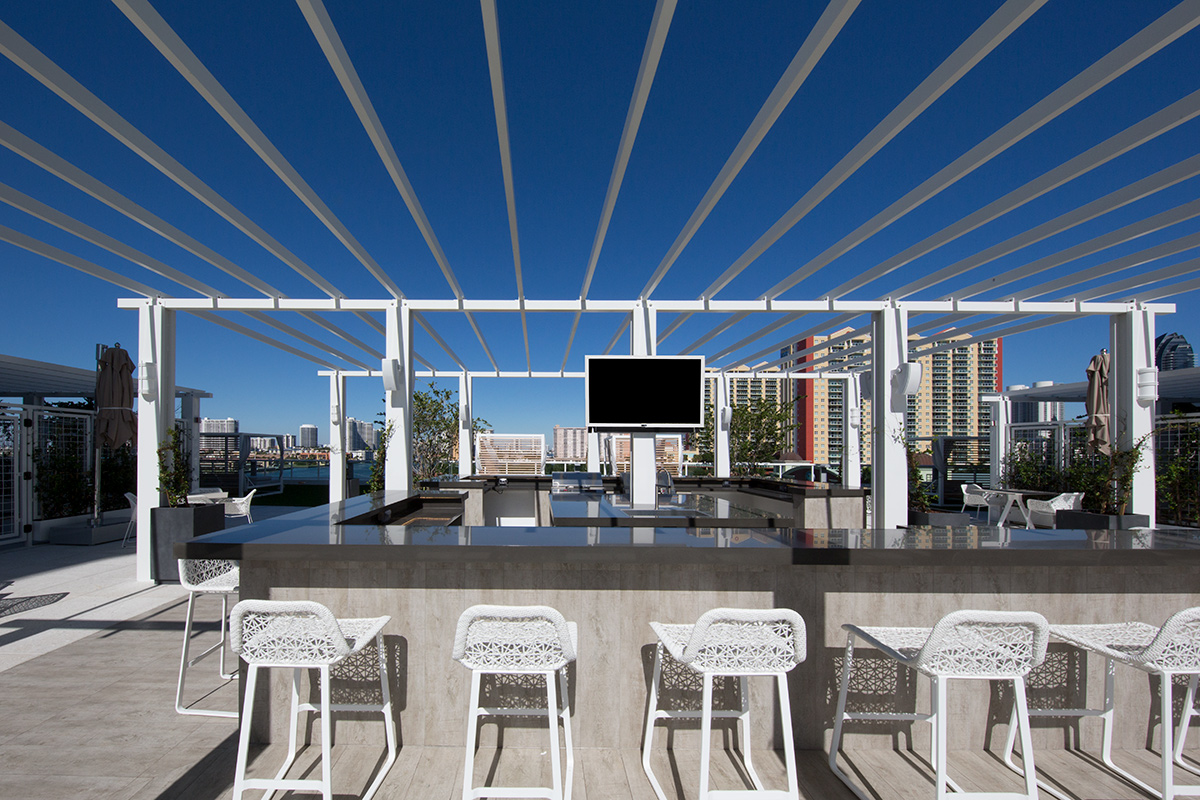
[1085,349,1110,457]
[96,345,136,448]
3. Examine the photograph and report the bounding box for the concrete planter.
[151,504,225,582]
[1056,510,1150,530]
[908,510,972,527]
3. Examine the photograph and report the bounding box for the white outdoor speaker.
[889,362,923,413]
[137,362,157,402]
[381,357,402,392]
[719,406,732,430]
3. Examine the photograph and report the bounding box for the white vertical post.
[843,375,862,489]
[629,301,657,506]
[586,431,600,472]
[385,300,414,491]
[329,373,347,503]
[871,302,908,529]
[135,299,175,582]
[986,394,1011,489]
[715,373,731,477]
[179,392,200,492]
[458,372,473,477]
[1111,306,1156,525]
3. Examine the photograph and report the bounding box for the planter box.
[151,504,225,582]
[1055,510,1150,530]
[908,510,972,527]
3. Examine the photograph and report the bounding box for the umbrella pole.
[92,343,105,529]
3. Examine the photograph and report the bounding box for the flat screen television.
[585,355,705,430]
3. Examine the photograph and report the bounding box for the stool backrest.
[1138,606,1200,670]
[177,558,238,592]
[915,610,1049,677]
[452,604,575,670]
[681,608,806,673]
[231,600,350,666]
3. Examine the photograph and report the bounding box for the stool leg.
[828,634,856,778]
[642,644,667,800]
[1176,674,1200,777]
[462,669,482,800]
[361,632,397,800]
[175,591,197,715]
[1012,677,1038,800]
[320,664,333,800]
[933,677,949,800]
[699,672,714,800]
[232,664,259,800]
[739,674,764,791]
[559,668,574,800]
[1162,670,1176,800]
[218,593,235,680]
[1099,657,1119,774]
[546,669,563,800]
[776,671,799,800]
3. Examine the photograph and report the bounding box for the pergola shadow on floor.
[0,590,1184,800]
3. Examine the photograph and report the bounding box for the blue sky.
[1,0,1197,444]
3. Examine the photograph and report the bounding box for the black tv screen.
[585,355,705,430]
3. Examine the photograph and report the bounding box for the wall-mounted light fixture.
[1137,366,1158,404]
[137,362,157,402]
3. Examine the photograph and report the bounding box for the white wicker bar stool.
[830,609,1049,800]
[229,600,397,800]
[453,604,577,800]
[642,608,806,800]
[1013,608,1200,800]
[175,558,239,718]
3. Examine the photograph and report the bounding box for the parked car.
[780,465,841,485]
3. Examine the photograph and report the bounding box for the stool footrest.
[707,791,796,800]
[653,709,744,721]
[241,777,323,791]
[467,789,559,800]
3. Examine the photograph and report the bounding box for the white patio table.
[186,488,229,505]
[986,489,1054,529]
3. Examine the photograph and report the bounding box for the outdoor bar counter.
[180,489,1200,754]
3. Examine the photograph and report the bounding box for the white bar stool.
[230,600,397,800]
[642,607,807,800]
[175,558,239,718]
[452,604,577,800]
[830,609,1049,800]
[1015,608,1200,800]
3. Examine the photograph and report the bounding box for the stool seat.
[454,604,577,800]
[643,608,806,800]
[1018,609,1200,800]
[830,610,1049,800]
[175,558,239,718]
[230,600,397,800]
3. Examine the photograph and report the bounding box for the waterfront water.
[283,462,374,481]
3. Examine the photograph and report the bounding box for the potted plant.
[1056,434,1151,530]
[906,440,969,527]
[151,426,224,582]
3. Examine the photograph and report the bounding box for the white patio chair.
[120,492,137,547]
[960,483,992,518]
[175,559,239,718]
[230,599,396,800]
[223,488,256,524]
[1014,608,1200,800]
[830,609,1050,800]
[1024,492,1083,529]
[642,608,806,800]
[453,604,577,800]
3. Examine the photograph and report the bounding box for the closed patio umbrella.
[97,344,136,449]
[1085,349,1110,457]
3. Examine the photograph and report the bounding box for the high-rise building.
[199,417,238,451]
[781,328,1002,468]
[1009,382,1064,424]
[345,417,379,451]
[553,426,588,461]
[701,367,788,456]
[1156,332,1195,371]
[299,424,318,448]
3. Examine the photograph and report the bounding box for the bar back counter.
[180,489,1200,755]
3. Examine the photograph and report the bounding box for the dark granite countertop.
[177,490,1200,567]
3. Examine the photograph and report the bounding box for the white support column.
[329,373,347,503]
[1111,306,1157,525]
[179,393,200,492]
[985,394,1010,489]
[385,300,414,491]
[458,373,473,477]
[135,299,175,583]
[715,373,731,477]
[629,301,657,506]
[586,432,601,472]
[843,375,862,489]
[871,302,908,529]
